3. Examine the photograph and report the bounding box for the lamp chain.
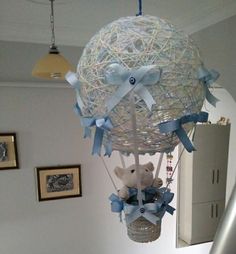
[136,0,143,16]
[50,0,56,46]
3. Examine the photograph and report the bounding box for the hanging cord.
[130,92,143,208]
[100,156,119,193]
[155,152,164,180]
[50,0,56,46]
[136,0,143,16]
[165,128,194,190]
[165,146,185,190]
[119,151,126,168]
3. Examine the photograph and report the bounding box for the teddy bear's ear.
[144,162,154,171]
[114,167,125,179]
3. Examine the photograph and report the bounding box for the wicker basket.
[126,215,162,243]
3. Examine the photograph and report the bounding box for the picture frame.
[36,165,82,201]
[0,133,19,170]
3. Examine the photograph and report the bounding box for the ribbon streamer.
[81,116,113,156]
[109,194,124,213]
[197,66,220,107]
[104,63,162,112]
[158,111,208,152]
[74,103,113,156]
[65,71,85,110]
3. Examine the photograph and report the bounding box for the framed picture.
[0,133,19,170]
[36,165,82,201]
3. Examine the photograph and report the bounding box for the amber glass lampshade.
[32,45,74,80]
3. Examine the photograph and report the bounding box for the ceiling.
[1,0,236,47]
[0,0,236,99]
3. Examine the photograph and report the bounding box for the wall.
[0,84,218,254]
[192,15,236,101]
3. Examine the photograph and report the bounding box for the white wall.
[0,84,220,254]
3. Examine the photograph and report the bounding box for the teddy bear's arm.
[152,178,163,188]
[118,186,129,200]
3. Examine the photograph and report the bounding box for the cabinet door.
[213,125,230,199]
[192,125,229,203]
[190,200,225,245]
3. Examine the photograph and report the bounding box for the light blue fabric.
[158,111,208,152]
[74,103,113,156]
[65,71,85,110]
[104,63,162,112]
[109,187,175,225]
[197,65,220,107]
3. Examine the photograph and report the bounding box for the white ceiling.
[0,0,235,101]
[1,0,236,47]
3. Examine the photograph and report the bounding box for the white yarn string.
[100,156,119,193]
[77,15,205,155]
[165,129,194,190]
[119,151,126,168]
[130,92,143,208]
[155,152,164,179]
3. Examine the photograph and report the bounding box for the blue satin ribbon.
[109,187,175,225]
[65,71,85,110]
[109,194,124,213]
[197,66,220,107]
[74,103,113,156]
[81,116,113,156]
[104,63,162,112]
[158,188,175,215]
[128,186,158,202]
[124,203,161,225]
[158,111,208,152]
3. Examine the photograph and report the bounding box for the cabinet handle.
[216,203,218,218]
[216,169,220,184]
[211,204,214,218]
[212,170,215,184]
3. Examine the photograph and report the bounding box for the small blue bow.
[81,116,113,156]
[109,194,124,213]
[65,71,85,110]
[74,103,113,156]
[124,203,161,225]
[158,188,175,215]
[104,63,162,112]
[158,111,208,152]
[197,65,220,107]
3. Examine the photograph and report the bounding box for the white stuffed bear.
[114,162,163,201]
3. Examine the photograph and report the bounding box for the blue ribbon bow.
[81,116,113,156]
[104,63,162,112]
[124,203,161,225]
[158,111,208,152]
[197,65,220,107]
[109,194,124,213]
[74,103,113,156]
[65,71,85,110]
[158,188,175,215]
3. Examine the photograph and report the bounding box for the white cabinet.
[178,124,230,245]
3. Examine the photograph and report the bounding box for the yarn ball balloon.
[76,15,205,155]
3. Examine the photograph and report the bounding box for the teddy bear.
[114,162,163,204]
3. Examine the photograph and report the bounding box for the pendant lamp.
[32,0,74,80]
